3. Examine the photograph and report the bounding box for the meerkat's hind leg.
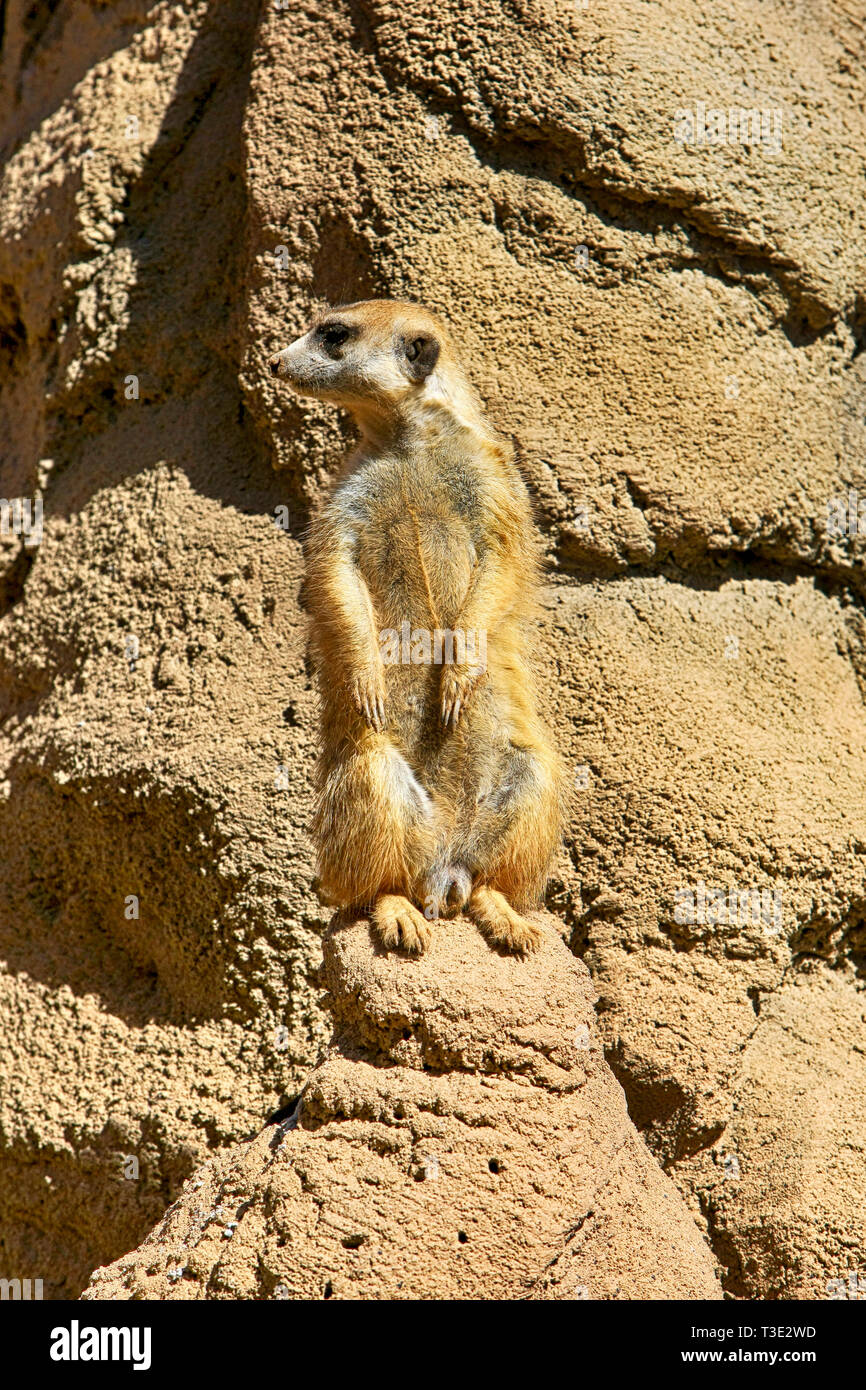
[373,893,432,953]
[468,884,544,955]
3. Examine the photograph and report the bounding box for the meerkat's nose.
[269,353,285,376]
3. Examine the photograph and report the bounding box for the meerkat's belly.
[357,503,478,633]
[356,489,488,773]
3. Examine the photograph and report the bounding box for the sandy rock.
[244,0,866,581]
[82,914,721,1300]
[541,571,866,1295]
[0,1,327,1298]
[684,968,866,1300]
[1,0,864,1300]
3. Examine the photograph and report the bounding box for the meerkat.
[269,299,562,954]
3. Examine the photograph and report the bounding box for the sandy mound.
[83,913,720,1300]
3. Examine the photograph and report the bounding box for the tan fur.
[270,299,563,953]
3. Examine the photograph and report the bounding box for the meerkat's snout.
[271,341,311,391]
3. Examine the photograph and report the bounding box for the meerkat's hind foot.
[469,885,544,955]
[373,893,431,953]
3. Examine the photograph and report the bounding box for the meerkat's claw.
[441,696,461,728]
[440,669,481,728]
[352,674,387,731]
[373,893,432,953]
[468,885,544,955]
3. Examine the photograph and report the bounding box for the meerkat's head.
[269,299,474,438]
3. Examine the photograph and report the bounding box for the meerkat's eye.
[319,323,352,354]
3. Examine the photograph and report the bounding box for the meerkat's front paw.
[351,667,387,731]
[468,885,544,955]
[373,893,432,953]
[440,666,484,729]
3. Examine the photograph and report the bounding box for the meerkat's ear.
[398,332,440,382]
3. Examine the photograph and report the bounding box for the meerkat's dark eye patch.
[317,322,356,356]
[399,333,440,381]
